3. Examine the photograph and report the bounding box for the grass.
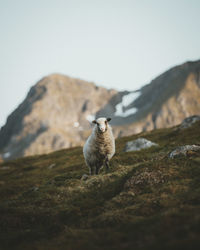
[0,122,200,249]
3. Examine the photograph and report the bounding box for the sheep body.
[83,117,115,175]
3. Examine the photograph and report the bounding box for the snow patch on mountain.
[86,114,95,123]
[74,122,79,128]
[3,152,11,159]
[115,91,140,117]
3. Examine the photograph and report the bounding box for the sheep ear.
[107,118,111,122]
[92,120,97,124]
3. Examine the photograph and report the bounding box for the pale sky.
[0,0,200,127]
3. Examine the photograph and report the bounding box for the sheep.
[83,117,115,175]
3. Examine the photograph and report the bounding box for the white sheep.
[83,117,115,175]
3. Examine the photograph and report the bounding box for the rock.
[29,186,39,192]
[124,138,158,152]
[48,163,56,169]
[180,115,200,129]
[81,174,89,181]
[169,145,200,159]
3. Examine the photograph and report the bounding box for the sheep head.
[92,117,111,133]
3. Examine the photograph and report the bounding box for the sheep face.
[92,117,111,133]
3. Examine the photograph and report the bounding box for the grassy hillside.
[0,121,200,250]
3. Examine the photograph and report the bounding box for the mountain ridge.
[0,74,119,160]
[110,59,200,136]
[0,59,200,160]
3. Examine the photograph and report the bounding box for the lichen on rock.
[169,145,200,159]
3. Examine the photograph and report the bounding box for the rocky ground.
[0,120,200,250]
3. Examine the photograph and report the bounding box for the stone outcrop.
[169,145,200,159]
[179,115,200,129]
[123,138,158,152]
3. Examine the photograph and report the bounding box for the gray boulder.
[180,115,200,129]
[81,174,89,181]
[124,138,158,152]
[169,145,200,159]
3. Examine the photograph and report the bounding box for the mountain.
[102,60,200,136]
[0,60,200,160]
[0,74,121,160]
[0,120,200,249]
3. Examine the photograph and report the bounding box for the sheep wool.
[83,117,115,175]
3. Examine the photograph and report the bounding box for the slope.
[0,120,200,250]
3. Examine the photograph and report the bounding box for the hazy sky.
[0,0,200,127]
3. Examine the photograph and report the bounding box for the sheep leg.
[89,166,95,175]
[105,158,110,172]
[95,165,101,175]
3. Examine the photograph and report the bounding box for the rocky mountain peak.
[0,74,118,160]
